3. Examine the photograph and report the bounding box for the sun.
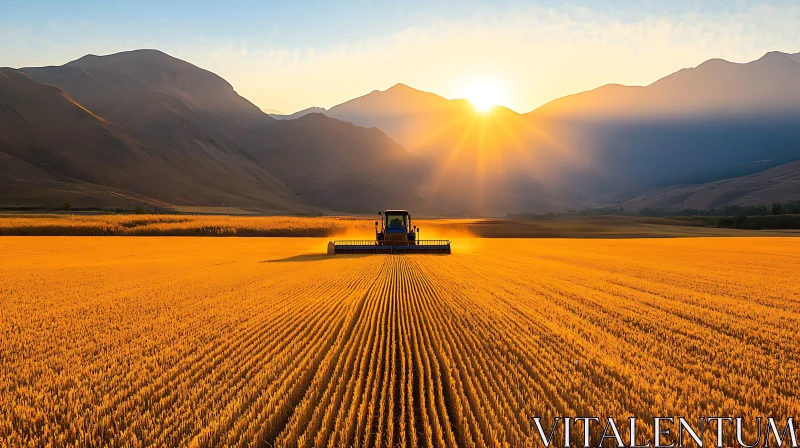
[461,79,505,112]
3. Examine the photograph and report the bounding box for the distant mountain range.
[3,50,423,213]
[309,51,800,209]
[2,49,800,215]
[533,51,800,119]
[526,51,800,201]
[269,107,326,120]
[325,84,575,214]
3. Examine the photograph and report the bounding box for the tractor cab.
[376,210,417,245]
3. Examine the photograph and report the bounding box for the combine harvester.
[328,210,451,255]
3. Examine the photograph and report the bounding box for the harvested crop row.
[1,237,798,447]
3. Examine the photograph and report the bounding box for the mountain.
[7,48,800,215]
[237,113,424,210]
[0,67,227,209]
[326,84,535,157]
[24,50,269,129]
[325,83,582,214]
[319,53,800,211]
[269,107,327,120]
[327,84,461,151]
[533,51,800,119]
[14,49,424,212]
[621,160,800,211]
[523,51,800,201]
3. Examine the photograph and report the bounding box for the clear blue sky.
[0,1,764,48]
[2,1,799,113]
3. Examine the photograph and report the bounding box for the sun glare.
[461,80,505,112]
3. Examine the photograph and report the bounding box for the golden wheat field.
[1,236,799,447]
[6,213,800,239]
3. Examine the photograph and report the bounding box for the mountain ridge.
[313,50,800,210]
[8,50,428,213]
[5,48,800,215]
[529,50,800,119]
[269,107,327,120]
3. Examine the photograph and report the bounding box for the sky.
[2,0,800,114]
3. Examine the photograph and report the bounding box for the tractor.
[328,210,451,254]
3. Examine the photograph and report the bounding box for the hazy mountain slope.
[622,160,800,211]
[242,113,426,212]
[534,51,800,118]
[321,53,800,212]
[0,150,175,209]
[23,49,269,128]
[325,83,540,159]
[325,83,581,214]
[327,84,462,151]
[20,50,301,209]
[19,50,424,212]
[17,50,316,210]
[0,68,204,208]
[269,107,327,120]
[526,51,800,200]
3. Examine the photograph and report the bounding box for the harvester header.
[328,210,451,255]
